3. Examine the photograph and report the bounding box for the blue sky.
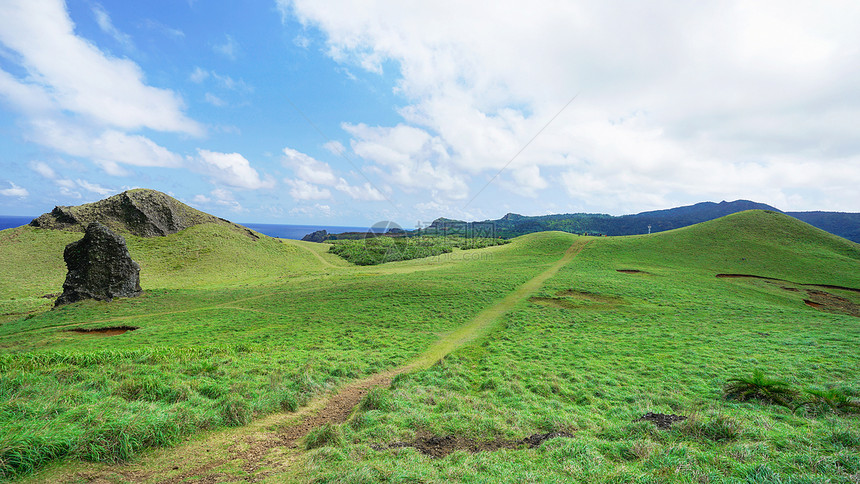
[1,0,858,227]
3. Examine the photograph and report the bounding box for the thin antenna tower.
[647,225,652,235]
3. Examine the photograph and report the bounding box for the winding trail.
[28,239,587,483]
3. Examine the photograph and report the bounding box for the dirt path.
[26,239,587,483]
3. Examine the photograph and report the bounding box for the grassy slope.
[294,211,860,483]
[0,226,573,479]
[3,212,859,482]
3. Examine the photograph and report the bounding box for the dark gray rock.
[301,229,328,243]
[55,222,142,306]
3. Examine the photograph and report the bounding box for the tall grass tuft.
[358,387,393,412]
[305,424,345,450]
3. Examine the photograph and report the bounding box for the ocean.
[240,223,369,239]
[0,216,368,240]
[0,216,34,231]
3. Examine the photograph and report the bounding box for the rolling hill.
[1,203,858,482]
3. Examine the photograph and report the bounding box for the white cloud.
[0,0,201,135]
[28,121,183,175]
[75,179,112,196]
[189,67,209,83]
[334,178,385,201]
[508,165,548,198]
[190,68,251,92]
[31,161,57,179]
[283,0,860,212]
[140,19,184,39]
[345,123,468,199]
[285,179,331,200]
[281,146,386,201]
[30,161,115,196]
[294,35,310,49]
[282,147,337,185]
[91,3,134,51]
[191,189,245,212]
[323,140,345,155]
[214,34,239,60]
[197,149,275,190]
[0,182,28,198]
[204,92,226,107]
[289,203,332,217]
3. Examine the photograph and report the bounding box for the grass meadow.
[0,224,561,480]
[1,210,858,482]
[297,212,860,483]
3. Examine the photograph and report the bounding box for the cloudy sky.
[1,0,858,227]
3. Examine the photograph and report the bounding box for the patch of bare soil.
[636,412,687,429]
[67,326,138,336]
[715,274,860,318]
[805,290,860,317]
[617,269,648,274]
[529,297,580,310]
[373,431,575,458]
[554,289,624,304]
[716,274,860,293]
[715,274,774,280]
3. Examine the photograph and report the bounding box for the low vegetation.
[1,210,858,482]
[328,235,508,265]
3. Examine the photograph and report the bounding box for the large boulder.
[301,229,328,243]
[55,222,142,307]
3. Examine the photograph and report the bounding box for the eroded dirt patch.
[716,274,860,318]
[617,269,649,274]
[716,274,773,280]
[555,289,624,304]
[67,326,138,336]
[373,431,575,458]
[805,290,860,317]
[530,297,581,310]
[636,412,687,429]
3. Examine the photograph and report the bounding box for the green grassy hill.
[0,223,311,318]
[583,209,860,286]
[2,211,859,482]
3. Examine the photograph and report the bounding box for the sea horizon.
[0,216,368,240]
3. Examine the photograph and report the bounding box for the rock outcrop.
[55,222,142,306]
[301,229,328,243]
[30,189,236,237]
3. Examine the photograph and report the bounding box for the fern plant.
[724,369,798,408]
[804,388,860,415]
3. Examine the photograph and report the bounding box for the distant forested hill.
[420,200,860,243]
[787,211,860,244]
